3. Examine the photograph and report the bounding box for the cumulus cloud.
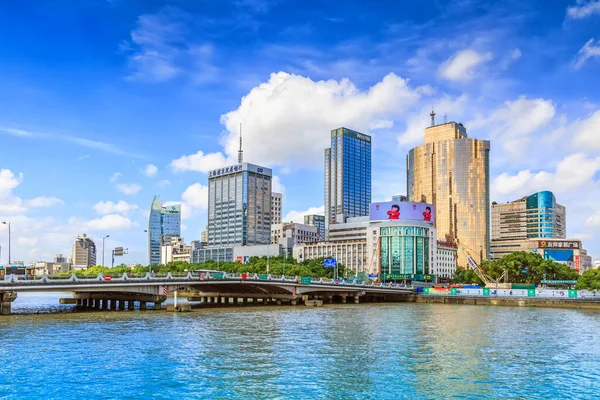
[572,110,600,149]
[585,212,600,229]
[116,183,142,195]
[574,38,600,69]
[84,214,136,231]
[469,96,555,159]
[438,49,493,81]
[492,153,600,199]
[0,169,23,192]
[284,205,325,224]
[165,183,209,220]
[26,197,64,208]
[109,172,122,183]
[142,164,158,177]
[271,176,286,195]
[566,1,600,19]
[171,72,428,171]
[94,200,139,216]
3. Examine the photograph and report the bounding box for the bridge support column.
[140,301,147,310]
[327,296,333,304]
[110,300,117,310]
[341,296,347,304]
[214,297,219,304]
[154,302,162,310]
[119,301,126,310]
[243,298,248,305]
[102,299,108,310]
[291,300,297,305]
[354,296,360,304]
[128,301,134,310]
[0,292,16,315]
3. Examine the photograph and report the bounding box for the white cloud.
[0,169,23,192]
[155,179,171,188]
[572,110,600,149]
[142,164,158,177]
[170,150,232,173]
[469,96,555,159]
[94,200,139,216]
[574,39,600,69]
[284,205,324,224]
[172,72,427,171]
[84,214,136,231]
[109,172,122,183]
[502,48,522,69]
[26,197,64,208]
[585,213,600,229]
[116,183,142,195]
[567,1,600,19]
[492,153,600,199]
[165,183,209,220]
[272,176,286,195]
[438,49,493,81]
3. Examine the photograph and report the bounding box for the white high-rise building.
[271,192,282,225]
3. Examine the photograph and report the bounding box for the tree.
[576,269,600,290]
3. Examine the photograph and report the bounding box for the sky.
[1,0,600,265]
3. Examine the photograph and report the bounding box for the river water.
[1,294,599,399]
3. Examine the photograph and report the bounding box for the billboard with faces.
[369,201,435,224]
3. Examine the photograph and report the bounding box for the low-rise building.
[32,261,71,276]
[161,237,193,264]
[191,244,283,264]
[434,240,457,280]
[271,222,319,254]
[304,215,326,241]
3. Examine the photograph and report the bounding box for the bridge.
[0,272,414,315]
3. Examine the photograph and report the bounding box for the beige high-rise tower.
[406,114,490,266]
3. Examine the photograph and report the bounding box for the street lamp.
[102,235,110,275]
[2,222,11,264]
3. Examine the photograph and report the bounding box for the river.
[1,294,599,399]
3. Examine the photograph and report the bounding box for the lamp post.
[102,235,110,275]
[143,230,151,274]
[2,221,10,264]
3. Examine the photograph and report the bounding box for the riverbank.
[413,295,600,310]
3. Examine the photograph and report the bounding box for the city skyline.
[0,0,599,264]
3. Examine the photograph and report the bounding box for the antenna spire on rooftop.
[430,107,436,127]
[238,122,243,164]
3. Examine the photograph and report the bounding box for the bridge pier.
[153,302,162,310]
[128,301,134,310]
[0,291,17,315]
[341,296,347,304]
[102,299,108,310]
[140,301,147,310]
[354,296,360,304]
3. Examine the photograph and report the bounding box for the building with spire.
[406,113,491,266]
[206,125,272,247]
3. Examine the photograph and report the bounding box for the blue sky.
[1,0,600,265]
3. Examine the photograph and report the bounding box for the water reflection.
[1,296,600,399]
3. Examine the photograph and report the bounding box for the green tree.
[576,269,600,290]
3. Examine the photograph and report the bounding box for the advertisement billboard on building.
[537,240,580,249]
[369,201,434,223]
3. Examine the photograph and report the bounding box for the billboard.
[369,201,434,223]
[537,240,580,249]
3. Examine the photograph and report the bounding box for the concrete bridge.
[0,272,414,315]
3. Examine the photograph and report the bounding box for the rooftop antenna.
[444,113,448,124]
[238,122,243,164]
[430,107,436,127]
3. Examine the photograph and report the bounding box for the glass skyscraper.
[207,162,272,247]
[304,214,326,241]
[148,196,181,265]
[407,121,490,266]
[324,127,371,238]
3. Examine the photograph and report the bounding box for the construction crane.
[457,244,509,288]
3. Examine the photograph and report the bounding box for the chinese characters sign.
[208,164,243,177]
[537,240,580,249]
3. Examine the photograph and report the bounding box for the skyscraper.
[207,163,272,247]
[324,127,371,238]
[407,117,490,265]
[148,196,181,265]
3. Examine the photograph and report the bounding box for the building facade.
[271,222,319,252]
[72,234,97,268]
[324,127,371,238]
[191,244,282,264]
[207,162,272,247]
[161,237,193,264]
[434,240,458,280]
[304,214,326,241]
[391,195,408,202]
[148,196,182,265]
[293,217,437,279]
[407,120,490,266]
[271,192,282,225]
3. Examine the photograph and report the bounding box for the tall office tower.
[148,196,181,265]
[407,114,490,265]
[271,192,282,224]
[324,127,372,238]
[304,214,326,241]
[207,163,272,247]
[72,234,97,267]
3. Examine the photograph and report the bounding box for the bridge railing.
[2,272,413,290]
